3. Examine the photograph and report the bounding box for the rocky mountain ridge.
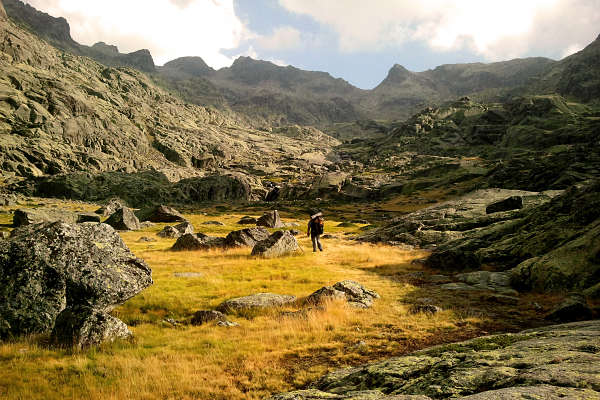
[6,0,599,126]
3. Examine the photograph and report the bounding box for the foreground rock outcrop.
[251,230,300,258]
[0,222,152,342]
[269,320,600,399]
[307,280,380,308]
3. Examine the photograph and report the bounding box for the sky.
[22,0,600,89]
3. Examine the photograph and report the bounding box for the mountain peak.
[163,56,214,76]
[380,64,414,85]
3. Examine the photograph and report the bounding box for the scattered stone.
[12,208,78,227]
[545,294,593,322]
[251,230,301,258]
[455,271,518,295]
[51,306,132,349]
[137,236,157,242]
[104,207,141,231]
[173,272,203,278]
[481,293,520,305]
[76,212,101,223]
[237,216,257,225]
[0,222,152,339]
[171,233,226,251]
[440,282,483,291]
[336,222,357,228]
[136,205,186,223]
[256,210,284,228]
[217,320,240,327]
[321,234,339,239]
[307,281,379,309]
[157,225,180,238]
[94,198,127,217]
[0,231,9,239]
[225,227,270,248]
[162,318,182,327]
[190,310,227,326]
[284,222,300,227]
[289,229,300,236]
[174,221,194,235]
[486,196,523,214]
[217,293,297,313]
[203,220,225,226]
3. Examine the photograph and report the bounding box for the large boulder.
[104,207,141,231]
[174,221,194,235]
[545,294,593,322]
[13,208,78,227]
[76,212,101,223]
[217,293,297,313]
[51,306,132,349]
[0,222,152,339]
[157,225,180,238]
[256,210,284,228]
[136,205,186,223]
[237,216,257,225]
[224,227,270,248]
[269,320,600,399]
[171,233,226,251]
[251,230,300,258]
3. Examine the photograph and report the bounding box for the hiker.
[307,212,324,252]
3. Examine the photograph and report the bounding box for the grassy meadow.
[0,201,556,399]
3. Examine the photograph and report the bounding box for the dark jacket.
[307,218,324,236]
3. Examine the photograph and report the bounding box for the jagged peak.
[92,41,119,54]
[163,56,215,76]
[380,63,414,85]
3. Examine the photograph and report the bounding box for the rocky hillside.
[0,2,342,202]
[7,0,598,128]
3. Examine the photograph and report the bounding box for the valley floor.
[0,201,563,399]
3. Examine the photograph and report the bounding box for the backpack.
[314,218,324,235]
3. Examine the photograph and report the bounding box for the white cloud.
[278,0,600,61]
[23,0,249,67]
[256,26,302,51]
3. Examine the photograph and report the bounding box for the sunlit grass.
[0,202,550,399]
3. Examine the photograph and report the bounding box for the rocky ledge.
[269,320,600,399]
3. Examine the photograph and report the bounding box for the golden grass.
[0,206,553,399]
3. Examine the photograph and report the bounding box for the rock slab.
[251,230,300,258]
[256,210,284,228]
[217,293,297,313]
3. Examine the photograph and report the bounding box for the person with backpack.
[307,212,324,252]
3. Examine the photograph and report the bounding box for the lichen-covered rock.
[94,198,127,217]
[51,306,132,349]
[174,221,194,235]
[136,205,186,223]
[190,310,228,326]
[269,390,431,399]
[307,281,379,308]
[256,210,284,228]
[13,208,78,227]
[251,230,300,258]
[157,225,180,238]
[203,220,225,226]
[0,222,152,338]
[216,293,297,313]
[225,227,270,248]
[270,321,600,399]
[171,233,226,251]
[104,207,141,231]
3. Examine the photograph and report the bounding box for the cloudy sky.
[22,0,600,89]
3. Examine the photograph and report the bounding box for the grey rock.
[408,304,442,315]
[545,294,593,322]
[137,236,156,242]
[171,233,226,251]
[13,208,78,227]
[217,293,297,313]
[136,205,186,223]
[174,221,194,235]
[95,198,127,217]
[225,227,270,248]
[190,310,227,326]
[237,216,257,225]
[460,385,600,399]
[269,389,431,399]
[202,220,225,226]
[77,212,101,223]
[139,221,156,229]
[51,306,132,349]
[256,210,284,228]
[455,271,517,295]
[157,225,181,238]
[322,234,340,239]
[333,280,380,308]
[0,222,152,338]
[306,286,347,305]
[486,196,523,214]
[0,231,9,239]
[104,207,141,231]
[289,229,300,236]
[216,320,240,327]
[251,230,300,258]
